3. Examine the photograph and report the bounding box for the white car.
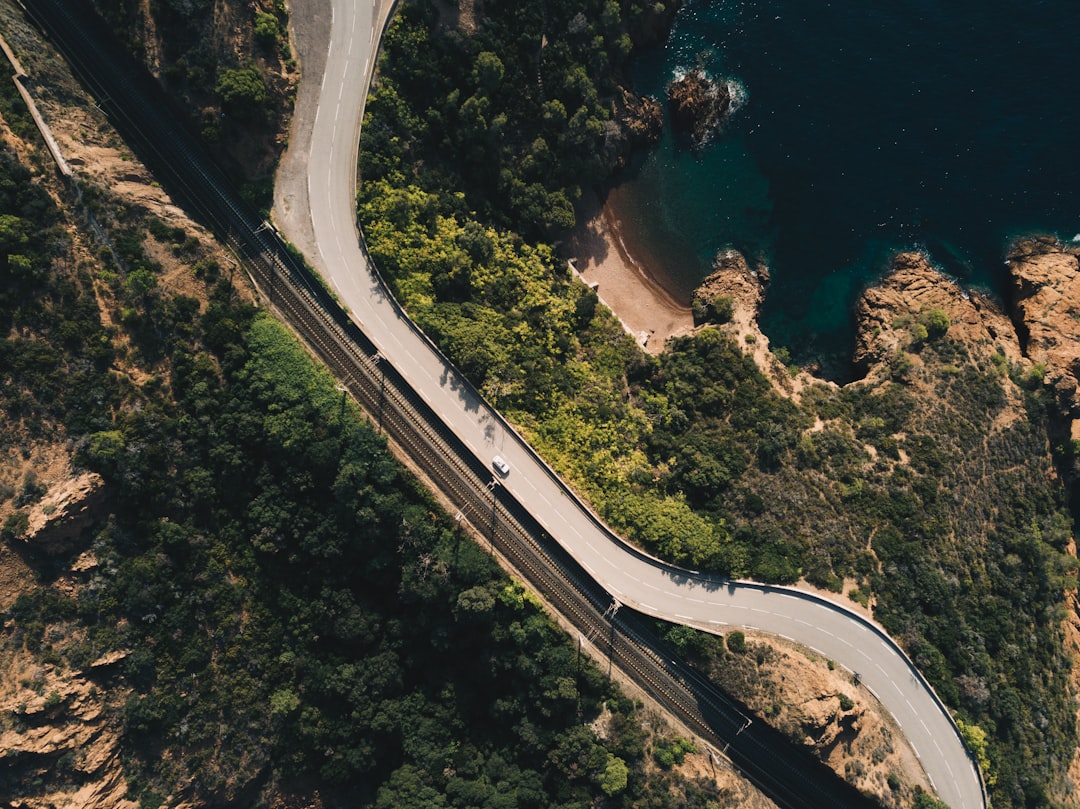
[492,455,510,476]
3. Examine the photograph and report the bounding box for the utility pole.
[603,599,620,678]
[486,477,499,553]
[372,352,386,432]
[576,634,583,718]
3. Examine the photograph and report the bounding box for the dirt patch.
[432,0,478,35]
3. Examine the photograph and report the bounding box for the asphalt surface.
[273,1,986,807]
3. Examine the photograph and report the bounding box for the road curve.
[273,2,985,807]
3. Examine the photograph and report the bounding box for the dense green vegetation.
[360,0,671,240]
[67,307,713,806]
[0,131,734,805]
[357,1,1079,805]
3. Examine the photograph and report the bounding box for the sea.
[615,0,1080,375]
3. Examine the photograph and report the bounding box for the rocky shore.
[686,238,1080,798]
[689,238,1080,438]
[851,239,1080,450]
[608,85,664,170]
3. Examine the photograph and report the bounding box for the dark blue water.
[622,0,1080,369]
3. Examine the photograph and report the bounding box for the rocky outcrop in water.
[692,249,769,325]
[667,66,731,148]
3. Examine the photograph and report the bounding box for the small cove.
[615,0,1080,374]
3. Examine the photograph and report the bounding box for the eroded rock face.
[1006,237,1080,433]
[0,658,134,809]
[851,240,1080,448]
[666,67,731,148]
[708,635,932,803]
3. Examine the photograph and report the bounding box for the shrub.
[726,631,746,654]
[918,308,951,338]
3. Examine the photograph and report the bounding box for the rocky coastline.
[607,86,664,170]
[693,236,1080,485]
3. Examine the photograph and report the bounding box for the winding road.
[273,1,985,807]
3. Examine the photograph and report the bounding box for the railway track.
[24,1,885,806]
[229,236,880,809]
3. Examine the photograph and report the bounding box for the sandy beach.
[565,190,694,353]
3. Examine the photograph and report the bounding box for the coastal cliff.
[850,240,1080,463]
[1005,237,1080,447]
[697,240,1080,432]
[852,251,1025,379]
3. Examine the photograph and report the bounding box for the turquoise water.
[621,0,1080,371]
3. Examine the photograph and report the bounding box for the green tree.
[215,66,267,116]
[253,12,281,47]
[472,51,505,92]
[726,631,746,654]
[598,753,628,796]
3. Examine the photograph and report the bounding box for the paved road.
[273,2,985,807]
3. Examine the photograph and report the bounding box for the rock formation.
[667,66,731,148]
[21,472,108,556]
[693,248,769,325]
[1006,236,1080,442]
[0,637,133,808]
[708,633,934,802]
[608,86,664,170]
[850,240,1080,452]
[852,250,1024,380]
